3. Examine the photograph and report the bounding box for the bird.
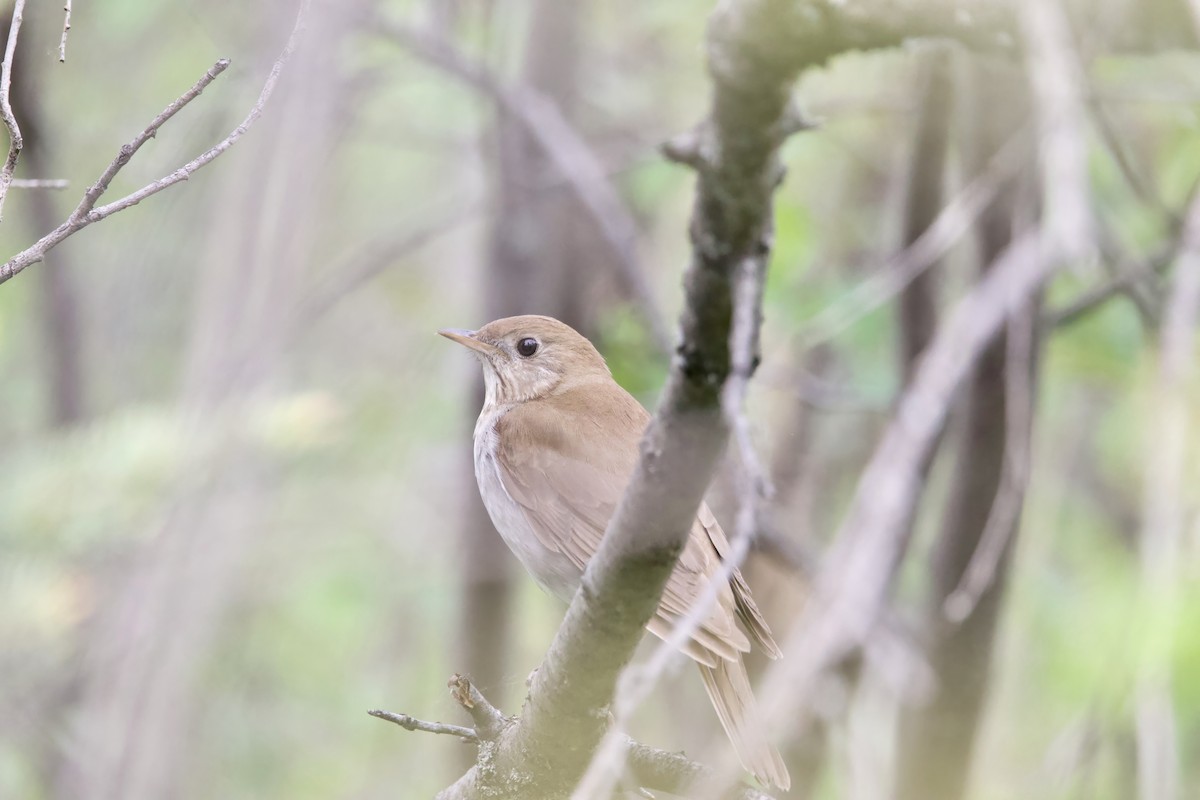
[439,314,789,791]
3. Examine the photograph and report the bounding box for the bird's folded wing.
[495,399,752,667]
[696,504,782,659]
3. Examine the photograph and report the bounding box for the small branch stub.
[448,673,510,741]
[661,125,712,171]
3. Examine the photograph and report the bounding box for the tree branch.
[710,229,1064,798]
[0,0,26,220]
[433,0,818,796]
[417,1,1030,796]
[368,710,479,742]
[0,0,311,286]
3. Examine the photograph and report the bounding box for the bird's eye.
[516,337,539,357]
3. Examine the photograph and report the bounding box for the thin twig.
[76,59,233,221]
[726,254,774,540]
[0,0,311,286]
[10,178,68,190]
[0,0,27,220]
[59,0,72,63]
[369,709,479,742]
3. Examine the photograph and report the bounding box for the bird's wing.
[696,503,782,659]
[494,382,756,667]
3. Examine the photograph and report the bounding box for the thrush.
[440,314,789,791]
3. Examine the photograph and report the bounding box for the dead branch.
[0,0,26,220]
[369,710,479,742]
[0,0,311,286]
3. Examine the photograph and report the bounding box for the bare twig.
[0,0,26,220]
[59,0,72,63]
[78,59,232,219]
[0,0,311,286]
[10,178,68,190]
[369,709,479,741]
[725,254,774,540]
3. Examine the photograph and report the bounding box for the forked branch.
[0,0,311,286]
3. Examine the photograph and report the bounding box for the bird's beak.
[438,328,502,358]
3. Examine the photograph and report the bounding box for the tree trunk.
[894,57,1038,800]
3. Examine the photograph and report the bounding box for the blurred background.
[1,0,1198,798]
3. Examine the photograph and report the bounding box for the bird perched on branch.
[440,314,789,791]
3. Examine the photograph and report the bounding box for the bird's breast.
[473,404,581,602]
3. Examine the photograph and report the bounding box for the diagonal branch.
[699,230,1064,800]
[0,0,311,286]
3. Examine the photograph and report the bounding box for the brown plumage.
[440,314,790,791]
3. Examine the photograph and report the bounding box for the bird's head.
[439,315,611,406]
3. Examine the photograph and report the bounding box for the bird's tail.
[698,657,791,791]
